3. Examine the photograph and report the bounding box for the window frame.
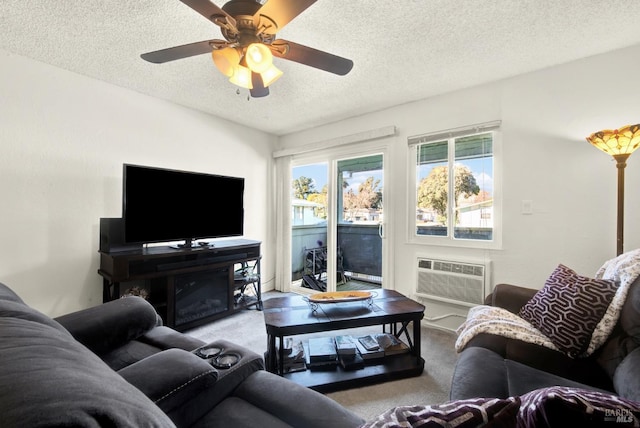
[407,121,502,250]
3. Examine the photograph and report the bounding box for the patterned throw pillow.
[518,386,640,428]
[518,264,617,358]
[360,397,520,428]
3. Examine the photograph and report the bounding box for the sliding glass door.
[291,161,329,291]
[291,153,385,293]
[336,154,384,289]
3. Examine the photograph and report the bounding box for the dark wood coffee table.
[263,289,425,392]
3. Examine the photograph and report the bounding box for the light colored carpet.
[185,291,458,422]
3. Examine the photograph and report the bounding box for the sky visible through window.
[293,164,384,194]
[292,164,327,192]
[293,158,490,199]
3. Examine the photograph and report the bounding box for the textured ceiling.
[3,1,640,136]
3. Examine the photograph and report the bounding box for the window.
[410,122,500,247]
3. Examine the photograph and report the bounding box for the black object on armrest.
[118,349,219,427]
[54,296,159,355]
[488,283,538,314]
[196,339,265,402]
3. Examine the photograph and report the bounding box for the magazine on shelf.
[355,335,385,360]
[374,333,410,356]
[276,339,306,373]
[334,335,357,356]
[338,352,364,370]
[280,337,293,354]
[303,341,337,371]
[308,336,338,362]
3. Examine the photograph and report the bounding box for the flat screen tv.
[123,164,244,247]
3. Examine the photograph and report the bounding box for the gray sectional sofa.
[0,281,364,427]
[451,279,640,403]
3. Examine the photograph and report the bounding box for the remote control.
[358,335,379,351]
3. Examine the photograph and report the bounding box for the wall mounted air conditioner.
[415,258,490,307]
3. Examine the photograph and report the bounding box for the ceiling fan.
[141,0,354,98]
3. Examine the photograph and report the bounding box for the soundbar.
[156,253,248,272]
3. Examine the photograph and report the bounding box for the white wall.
[4,44,639,325]
[278,44,640,329]
[0,50,275,317]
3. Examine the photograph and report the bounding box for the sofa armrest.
[232,370,366,428]
[119,349,219,427]
[195,339,265,401]
[54,296,159,355]
[487,283,538,314]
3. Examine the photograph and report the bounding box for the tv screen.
[123,164,244,245]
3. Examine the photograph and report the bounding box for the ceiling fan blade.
[250,72,269,98]
[180,0,237,30]
[271,39,353,76]
[141,40,225,64]
[254,0,317,34]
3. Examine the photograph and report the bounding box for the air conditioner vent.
[415,258,489,307]
[432,261,484,276]
[418,259,432,269]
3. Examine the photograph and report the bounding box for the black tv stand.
[98,239,261,331]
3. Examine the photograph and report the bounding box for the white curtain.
[274,155,292,292]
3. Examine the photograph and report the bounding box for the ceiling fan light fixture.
[141,0,353,97]
[211,47,241,77]
[260,64,283,87]
[245,43,273,73]
[229,64,253,89]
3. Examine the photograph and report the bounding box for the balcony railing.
[291,223,382,283]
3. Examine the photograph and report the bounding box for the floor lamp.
[586,124,640,256]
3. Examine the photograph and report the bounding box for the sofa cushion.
[619,276,640,339]
[450,347,511,400]
[140,325,205,351]
[0,299,70,335]
[504,359,611,397]
[101,339,170,371]
[613,347,640,403]
[518,386,640,428]
[519,264,617,358]
[450,347,611,401]
[598,276,640,379]
[0,316,174,427]
[193,396,292,428]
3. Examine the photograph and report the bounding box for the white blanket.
[589,248,640,355]
[455,305,558,353]
[455,249,640,357]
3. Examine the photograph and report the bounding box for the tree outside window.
[415,132,493,241]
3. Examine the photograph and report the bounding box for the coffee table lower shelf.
[281,354,425,393]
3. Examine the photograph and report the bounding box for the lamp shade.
[229,64,253,89]
[212,47,241,77]
[260,64,283,87]
[586,124,640,158]
[245,43,273,74]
